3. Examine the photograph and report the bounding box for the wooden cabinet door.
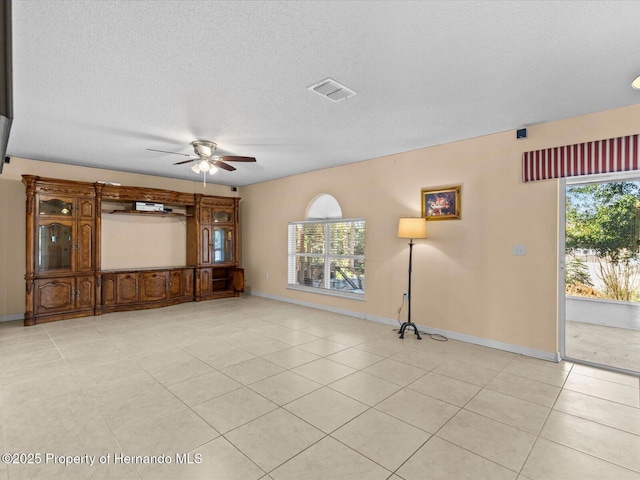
[200,226,212,264]
[75,276,95,310]
[183,269,194,297]
[212,227,234,264]
[232,268,245,292]
[76,220,94,272]
[200,205,212,224]
[76,197,94,219]
[36,200,94,274]
[34,278,75,315]
[139,271,167,302]
[102,273,116,306]
[200,268,212,295]
[116,273,138,304]
[74,197,95,272]
[168,270,183,298]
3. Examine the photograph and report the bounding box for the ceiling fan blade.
[147,148,194,158]
[213,160,236,171]
[173,159,196,165]
[219,155,257,162]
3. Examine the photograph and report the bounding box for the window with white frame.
[287,195,365,298]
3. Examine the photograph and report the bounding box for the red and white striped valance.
[522,134,640,183]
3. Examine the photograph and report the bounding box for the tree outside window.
[566,182,640,301]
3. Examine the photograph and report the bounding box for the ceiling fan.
[147,140,256,186]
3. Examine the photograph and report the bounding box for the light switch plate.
[512,244,526,256]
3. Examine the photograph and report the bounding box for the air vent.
[308,78,357,102]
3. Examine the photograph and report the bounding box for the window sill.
[287,285,365,301]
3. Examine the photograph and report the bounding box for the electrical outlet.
[512,244,526,256]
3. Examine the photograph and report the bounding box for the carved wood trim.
[101,185,195,206]
[23,176,95,197]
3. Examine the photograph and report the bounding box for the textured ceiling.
[7,0,640,186]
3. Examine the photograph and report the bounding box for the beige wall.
[240,103,640,356]
[0,177,26,317]
[101,213,188,270]
[0,157,238,318]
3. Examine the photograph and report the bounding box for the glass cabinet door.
[38,222,73,271]
[212,209,233,223]
[39,197,73,216]
[212,227,234,264]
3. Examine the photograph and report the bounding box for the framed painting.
[421,185,461,220]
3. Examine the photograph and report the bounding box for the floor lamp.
[397,217,427,340]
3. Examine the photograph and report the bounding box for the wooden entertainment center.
[22,175,244,326]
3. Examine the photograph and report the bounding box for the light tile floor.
[0,296,639,480]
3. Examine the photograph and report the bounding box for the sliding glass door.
[562,173,640,374]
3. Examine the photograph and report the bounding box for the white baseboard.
[250,290,560,363]
[0,314,24,323]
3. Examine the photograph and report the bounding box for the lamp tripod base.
[398,321,422,340]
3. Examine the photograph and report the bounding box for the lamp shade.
[398,217,427,239]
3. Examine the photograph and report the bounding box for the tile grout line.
[508,358,574,478]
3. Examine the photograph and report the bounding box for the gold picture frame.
[421,185,461,220]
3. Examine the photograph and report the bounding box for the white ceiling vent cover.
[308,78,357,102]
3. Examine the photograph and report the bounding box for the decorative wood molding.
[22,176,95,197]
[101,184,194,206]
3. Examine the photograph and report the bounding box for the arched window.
[288,195,365,298]
[305,193,342,219]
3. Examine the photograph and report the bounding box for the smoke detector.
[308,78,357,102]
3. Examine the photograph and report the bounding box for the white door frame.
[558,178,567,360]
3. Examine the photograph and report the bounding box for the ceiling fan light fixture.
[163,139,255,185]
[632,74,640,90]
[198,159,211,171]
